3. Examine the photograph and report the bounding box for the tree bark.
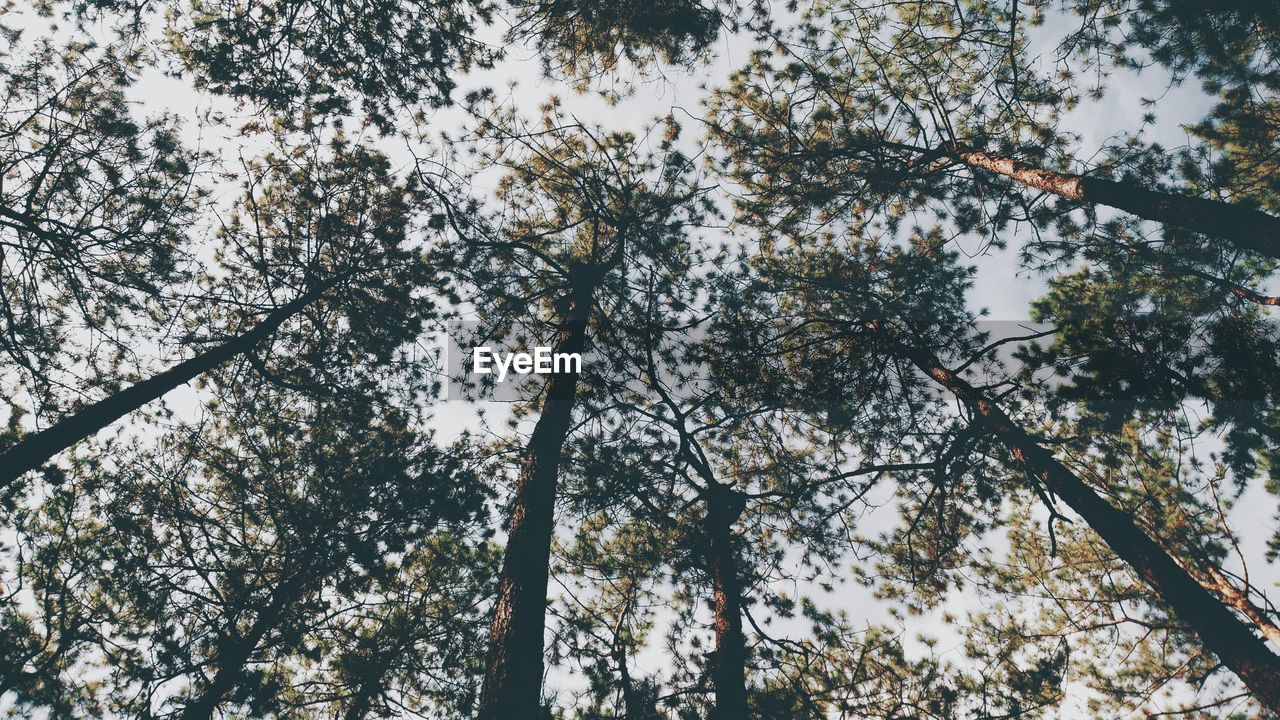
[476,278,598,720]
[1198,563,1280,648]
[614,644,641,720]
[939,146,1280,261]
[885,334,1280,712]
[0,280,339,490]
[705,484,749,720]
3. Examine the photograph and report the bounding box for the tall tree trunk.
[705,484,749,720]
[922,144,1280,261]
[882,333,1280,712]
[0,280,340,490]
[476,279,597,720]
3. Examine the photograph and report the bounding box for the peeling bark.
[946,147,1280,261]
[1198,564,1280,649]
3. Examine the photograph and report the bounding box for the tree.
[544,231,1076,717]
[1,125,487,717]
[58,0,729,131]
[59,0,497,132]
[425,106,710,719]
[548,233,960,716]
[8,0,1280,716]
[2,134,434,494]
[708,0,1280,264]
[735,237,1280,712]
[705,4,1280,707]
[970,468,1271,716]
[548,506,669,719]
[1052,0,1280,96]
[1,380,493,718]
[508,0,726,95]
[876,142,1280,261]
[0,38,207,431]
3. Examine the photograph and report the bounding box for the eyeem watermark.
[472,346,582,382]
[427,317,1272,402]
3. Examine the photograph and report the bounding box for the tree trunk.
[885,335,1280,712]
[613,642,643,720]
[941,146,1280,261]
[0,281,338,490]
[705,484,749,720]
[476,280,597,720]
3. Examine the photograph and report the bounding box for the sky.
[4,2,1278,716]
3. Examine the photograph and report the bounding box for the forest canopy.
[3,0,1280,718]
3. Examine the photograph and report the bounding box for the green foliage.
[1,385,493,717]
[0,39,207,422]
[199,133,441,404]
[508,0,724,94]
[751,615,1066,719]
[707,0,1071,244]
[427,105,710,407]
[4,0,1280,717]
[1054,0,1280,93]
[972,499,1270,717]
[69,0,497,131]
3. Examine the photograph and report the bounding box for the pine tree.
[0,38,207,439]
[1,134,436,494]
[427,106,710,718]
[737,237,1280,712]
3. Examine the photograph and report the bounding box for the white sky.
[5,2,1279,717]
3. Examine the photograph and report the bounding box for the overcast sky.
[7,5,1274,715]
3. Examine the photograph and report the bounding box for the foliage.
[5,0,1280,718]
